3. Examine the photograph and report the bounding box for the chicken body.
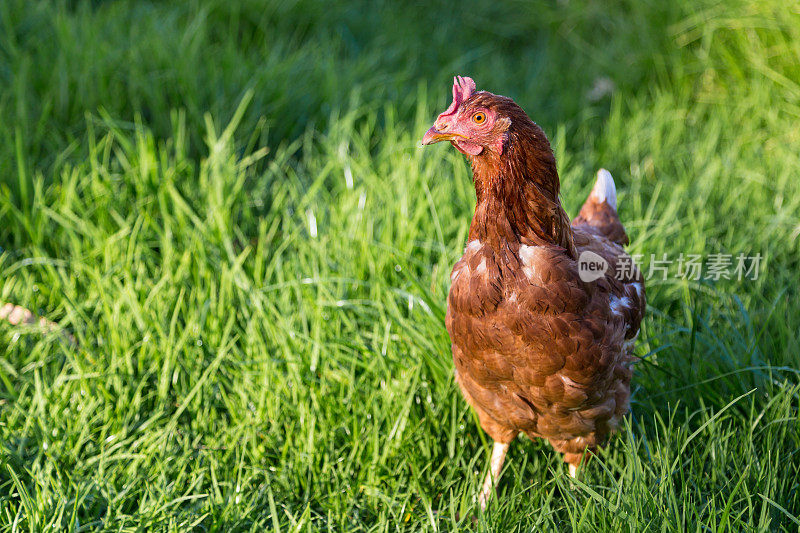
[448,212,643,463]
[422,76,645,508]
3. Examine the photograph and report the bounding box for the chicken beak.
[421,126,458,146]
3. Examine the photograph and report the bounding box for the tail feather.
[572,169,628,246]
[589,169,617,210]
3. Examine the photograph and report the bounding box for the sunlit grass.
[1,0,798,530]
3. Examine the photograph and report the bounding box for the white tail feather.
[591,168,617,211]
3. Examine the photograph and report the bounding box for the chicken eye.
[472,112,487,125]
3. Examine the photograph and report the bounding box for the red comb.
[438,75,477,119]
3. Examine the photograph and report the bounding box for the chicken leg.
[477,441,510,510]
[568,463,578,478]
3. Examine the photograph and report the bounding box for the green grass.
[1,0,799,530]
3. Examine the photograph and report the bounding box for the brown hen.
[421,76,645,509]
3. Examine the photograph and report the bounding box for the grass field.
[1,0,799,530]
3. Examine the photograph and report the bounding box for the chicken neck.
[466,128,576,257]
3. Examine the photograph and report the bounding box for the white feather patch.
[592,168,617,211]
[609,295,631,316]
[465,240,482,253]
[632,282,644,300]
[518,244,541,281]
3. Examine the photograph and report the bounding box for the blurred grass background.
[1,0,799,530]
